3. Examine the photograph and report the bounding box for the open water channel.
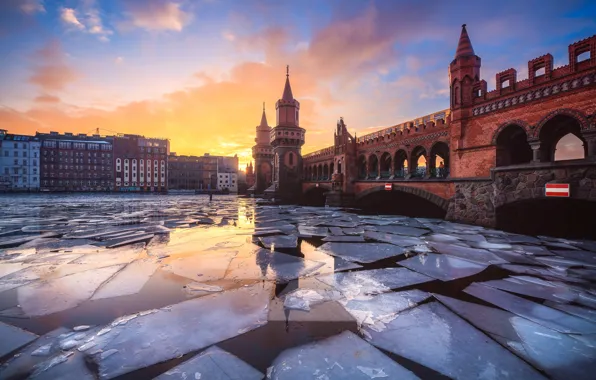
[0,194,595,379]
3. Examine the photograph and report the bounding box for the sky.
[1,0,595,169]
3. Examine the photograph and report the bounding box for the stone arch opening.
[355,186,447,218]
[379,152,392,178]
[358,155,367,179]
[330,162,334,175]
[394,150,408,178]
[323,164,329,180]
[429,142,449,178]
[317,164,322,180]
[555,134,585,161]
[496,124,532,166]
[539,114,586,162]
[496,198,596,240]
[302,186,329,207]
[337,159,342,174]
[368,155,379,179]
[410,146,427,178]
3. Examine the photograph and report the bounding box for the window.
[502,79,510,88]
[289,152,294,165]
[14,151,18,157]
[3,151,7,157]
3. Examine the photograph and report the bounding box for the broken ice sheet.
[510,315,596,380]
[399,253,488,281]
[480,277,580,303]
[372,224,429,237]
[428,242,508,265]
[155,345,263,380]
[91,259,159,300]
[315,242,406,263]
[544,301,596,323]
[283,288,342,311]
[164,251,237,282]
[363,231,422,247]
[0,321,38,358]
[224,248,324,282]
[268,330,419,380]
[297,225,329,238]
[88,283,272,379]
[364,301,545,380]
[259,235,298,249]
[316,268,432,300]
[17,264,125,316]
[185,282,224,293]
[464,283,596,334]
[343,290,430,331]
[321,235,365,242]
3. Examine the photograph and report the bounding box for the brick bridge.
[301,27,596,235]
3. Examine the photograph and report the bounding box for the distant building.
[0,129,41,191]
[37,131,113,192]
[217,172,238,193]
[113,134,169,192]
[245,161,255,189]
[168,153,202,190]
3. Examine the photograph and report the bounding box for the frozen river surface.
[0,194,595,379]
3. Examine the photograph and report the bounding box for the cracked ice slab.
[479,277,580,303]
[363,231,423,247]
[364,301,545,380]
[259,235,298,249]
[268,330,419,380]
[87,283,272,379]
[343,290,431,332]
[0,321,38,358]
[317,268,432,300]
[155,345,263,380]
[315,242,406,263]
[464,283,596,334]
[399,253,488,281]
[427,242,508,265]
[17,264,125,316]
[91,259,159,300]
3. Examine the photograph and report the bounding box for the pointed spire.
[455,24,475,59]
[259,103,268,128]
[282,64,294,101]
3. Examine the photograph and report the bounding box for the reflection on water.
[1,193,595,379]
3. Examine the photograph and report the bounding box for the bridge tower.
[250,103,274,194]
[449,24,485,177]
[265,66,306,201]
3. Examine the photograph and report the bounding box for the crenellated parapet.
[303,146,334,162]
[473,35,596,117]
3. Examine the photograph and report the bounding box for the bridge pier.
[324,190,355,208]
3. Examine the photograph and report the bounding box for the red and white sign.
[384,183,392,191]
[545,183,570,197]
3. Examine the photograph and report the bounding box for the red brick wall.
[353,181,455,200]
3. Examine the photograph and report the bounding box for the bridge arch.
[379,152,392,178]
[536,111,588,162]
[323,163,329,180]
[494,123,532,166]
[368,154,379,178]
[533,108,591,138]
[355,185,449,211]
[394,149,408,178]
[302,183,332,206]
[429,141,450,178]
[410,146,427,178]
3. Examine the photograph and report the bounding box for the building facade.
[38,132,113,192]
[113,135,169,192]
[250,105,274,194]
[0,130,41,191]
[168,153,202,190]
[217,172,238,193]
[245,161,255,189]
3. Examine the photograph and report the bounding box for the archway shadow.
[355,190,447,219]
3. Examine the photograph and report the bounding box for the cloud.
[60,8,85,30]
[34,94,61,103]
[20,0,45,14]
[114,56,124,64]
[28,40,78,91]
[59,1,112,41]
[222,31,235,41]
[121,0,192,31]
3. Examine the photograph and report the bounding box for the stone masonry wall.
[446,181,495,227]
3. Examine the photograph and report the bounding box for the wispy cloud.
[20,0,45,14]
[59,1,112,41]
[121,0,192,32]
[28,40,78,92]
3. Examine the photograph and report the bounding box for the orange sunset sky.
[1,0,595,169]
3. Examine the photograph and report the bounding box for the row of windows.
[43,141,112,150]
[43,173,113,178]
[3,176,38,183]
[42,180,111,186]
[42,157,111,164]
[3,151,38,158]
[43,151,111,158]
[4,168,37,175]
[6,159,35,166]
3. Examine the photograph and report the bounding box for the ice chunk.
[399,253,488,281]
[551,250,596,265]
[283,289,340,312]
[297,225,329,238]
[480,277,579,303]
[536,256,596,269]
[17,264,125,316]
[328,227,344,235]
[185,282,224,293]
[91,259,158,300]
[372,225,428,237]
[342,227,365,235]
[511,315,596,380]
[268,331,419,380]
[424,233,460,243]
[464,283,596,334]
[87,283,272,379]
[317,268,432,300]
[259,235,298,249]
[343,290,430,331]
[489,250,542,265]
[428,242,507,265]
[544,301,596,323]
[363,231,422,247]
[469,241,513,250]
[164,251,237,282]
[316,242,406,263]
[0,321,38,358]
[364,302,545,379]
[224,248,324,282]
[322,235,365,242]
[155,345,263,380]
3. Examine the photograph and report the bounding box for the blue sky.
[0,0,595,166]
